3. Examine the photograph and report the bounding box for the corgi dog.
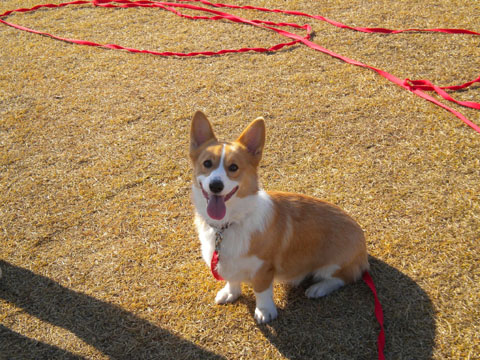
[190,111,369,324]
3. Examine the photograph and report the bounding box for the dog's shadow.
[0,260,224,359]
[244,257,436,360]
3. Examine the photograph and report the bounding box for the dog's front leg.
[215,281,242,304]
[252,265,277,324]
[254,283,277,324]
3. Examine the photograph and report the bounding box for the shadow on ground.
[0,260,224,360]
[251,257,436,360]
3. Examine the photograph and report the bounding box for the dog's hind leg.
[305,277,345,298]
[305,264,345,299]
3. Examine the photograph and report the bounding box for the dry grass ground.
[1,0,479,359]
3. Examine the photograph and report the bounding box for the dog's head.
[190,111,265,222]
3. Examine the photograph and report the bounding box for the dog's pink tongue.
[207,195,226,220]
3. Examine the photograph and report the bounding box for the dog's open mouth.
[201,184,239,220]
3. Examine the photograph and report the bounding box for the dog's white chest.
[197,222,263,282]
[218,252,263,282]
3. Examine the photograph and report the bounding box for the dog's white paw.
[254,305,278,324]
[215,283,241,304]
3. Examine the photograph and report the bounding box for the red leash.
[1,0,479,133]
[362,271,386,360]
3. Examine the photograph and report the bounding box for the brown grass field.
[1,0,479,359]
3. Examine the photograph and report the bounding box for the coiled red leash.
[1,0,479,133]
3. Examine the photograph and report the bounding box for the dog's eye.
[203,160,213,168]
[228,164,239,172]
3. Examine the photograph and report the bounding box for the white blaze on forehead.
[209,144,227,180]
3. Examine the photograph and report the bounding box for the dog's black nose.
[209,179,224,194]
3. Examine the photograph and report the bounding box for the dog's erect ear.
[190,111,217,155]
[236,117,265,161]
